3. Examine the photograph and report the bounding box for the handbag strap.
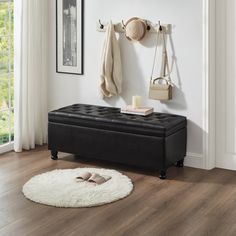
[162,32,171,80]
[150,25,162,83]
[150,26,172,85]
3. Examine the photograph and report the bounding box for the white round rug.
[22,168,133,208]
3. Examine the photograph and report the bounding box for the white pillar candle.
[132,95,141,109]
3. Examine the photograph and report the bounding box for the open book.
[121,105,154,116]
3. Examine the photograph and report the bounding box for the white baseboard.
[0,143,205,169]
[0,142,14,155]
[184,152,204,169]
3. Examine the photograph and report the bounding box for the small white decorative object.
[132,95,141,109]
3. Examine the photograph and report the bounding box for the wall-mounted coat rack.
[96,19,172,34]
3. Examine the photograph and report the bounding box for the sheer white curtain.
[14,0,48,152]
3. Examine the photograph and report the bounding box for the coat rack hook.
[121,20,126,29]
[158,20,162,31]
[99,19,104,29]
[146,20,151,31]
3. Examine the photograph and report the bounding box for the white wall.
[48,0,203,162]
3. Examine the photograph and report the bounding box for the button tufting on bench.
[49,104,187,137]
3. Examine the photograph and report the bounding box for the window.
[0,0,13,153]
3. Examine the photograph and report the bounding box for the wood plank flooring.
[0,146,236,236]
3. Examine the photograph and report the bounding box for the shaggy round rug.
[22,168,133,208]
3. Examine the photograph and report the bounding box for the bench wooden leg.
[51,150,58,160]
[176,159,184,168]
[159,169,167,180]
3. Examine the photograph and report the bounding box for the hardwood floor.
[0,146,236,236]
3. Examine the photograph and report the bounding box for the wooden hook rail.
[97,19,172,34]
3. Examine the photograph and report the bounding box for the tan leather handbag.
[149,26,173,101]
[149,77,172,100]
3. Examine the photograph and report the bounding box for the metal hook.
[158,20,162,31]
[121,20,126,29]
[99,19,104,29]
[146,20,151,31]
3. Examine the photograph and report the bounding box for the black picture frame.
[56,0,84,75]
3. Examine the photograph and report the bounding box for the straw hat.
[125,17,147,42]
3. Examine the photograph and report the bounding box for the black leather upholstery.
[49,104,186,137]
[48,104,187,178]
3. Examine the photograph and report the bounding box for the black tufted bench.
[48,104,187,179]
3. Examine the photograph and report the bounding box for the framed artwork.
[56,0,83,75]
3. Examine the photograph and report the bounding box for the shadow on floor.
[57,154,236,185]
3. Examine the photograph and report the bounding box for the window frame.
[0,0,14,154]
